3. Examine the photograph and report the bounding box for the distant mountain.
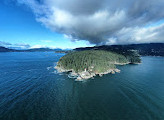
[75,43,164,56]
[1,43,164,56]
[0,46,64,52]
[22,48,63,52]
[0,46,17,52]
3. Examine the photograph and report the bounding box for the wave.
[47,66,53,70]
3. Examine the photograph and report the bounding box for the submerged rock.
[114,69,121,73]
[76,76,83,81]
[111,70,115,74]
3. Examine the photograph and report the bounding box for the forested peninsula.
[55,50,141,80]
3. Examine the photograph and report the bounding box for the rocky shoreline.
[55,64,121,81]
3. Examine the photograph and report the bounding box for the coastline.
[55,63,122,81]
[54,49,141,80]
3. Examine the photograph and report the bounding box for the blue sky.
[0,1,91,49]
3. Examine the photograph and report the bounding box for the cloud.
[16,0,164,45]
[30,44,64,49]
[41,40,52,43]
[0,41,12,46]
[30,44,47,48]
[12,43,31,49]
[106,23,164,45]
[0,41,30,49]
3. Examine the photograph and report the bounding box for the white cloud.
[106,23,164,45]
[30,45,47,48]
[0,41,30,49]
[41,40,52,43]
[13,43,31,49]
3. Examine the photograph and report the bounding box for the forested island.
[55,50,141,80]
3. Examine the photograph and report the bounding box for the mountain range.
[0,46,63,52]
[75,43,164,56]
[1,43,164,56]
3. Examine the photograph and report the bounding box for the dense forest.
[75,43,164,56]
[57,50,141,73]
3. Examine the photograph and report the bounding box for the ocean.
[0,52,164,120]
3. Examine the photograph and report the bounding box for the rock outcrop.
[55,64,121,81]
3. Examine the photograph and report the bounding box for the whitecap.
[68,74,78,79]
[47,66,52,70]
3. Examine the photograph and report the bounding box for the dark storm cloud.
[16,0,164,45]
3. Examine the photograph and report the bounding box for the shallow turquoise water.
[0,52,164,120]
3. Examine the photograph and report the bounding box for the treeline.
[75,43,164,56]
[57,50,141,73]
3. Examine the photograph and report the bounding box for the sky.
[0,0,91,49]
[0,0,164,49]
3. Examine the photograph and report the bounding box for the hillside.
[22,48,62,52]
[0,46,16,52]
[56,50,141,80]
[75,43,164,56]
[0,46,63,52]
[1,43,164,55]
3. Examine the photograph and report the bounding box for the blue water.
[0,52,164,120]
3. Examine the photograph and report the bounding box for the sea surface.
[0,52,164,120]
